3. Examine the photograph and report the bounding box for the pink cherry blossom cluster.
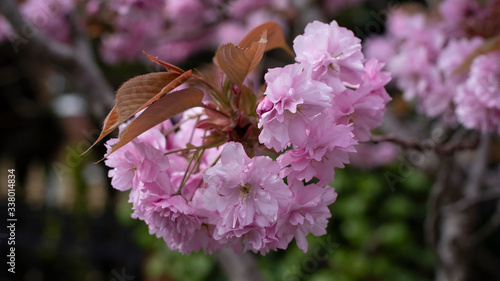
[96,0,293,64]
[258,20,391,185]
[1,0,369,65]
[105,20,391,255]
[105,111,336,254]
[0,0,292,63]
[364,0,500,134]
[0,0,74,44]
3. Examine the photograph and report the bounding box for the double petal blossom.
[104,19,391,254]
[202,142,292,252]
[258,63,332,151]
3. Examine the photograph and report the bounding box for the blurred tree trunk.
[430,134,491,281]
[0,0,115,117]
[216,249,266,281]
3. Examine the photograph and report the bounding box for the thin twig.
[0,0,115,117]
[442,188,500,215]
[425,157,451,253]
[370,134,479,154]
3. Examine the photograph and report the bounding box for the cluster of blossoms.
[104,20,390,255]
[258,20,391,185]
[365,0,500,134]
[1,0,367,65]
[0,0,74,44]
[95,0,369,64]
[94,0,293,64]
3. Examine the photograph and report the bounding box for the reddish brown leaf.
[86,71,192,154]
[114,72,180,124]
[106,88,205,157]
[116,70,193,119]
[143,51,184,74]
[454,35,500,74]
[215,31,268,86]
[238,21,294,57]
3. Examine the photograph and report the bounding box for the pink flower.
[437,37,484,78]
[278,115,356,185]
[293,20,365,87]
[387,11,427,41]
[105,124,172,192]
[439,0,481,36]
[132,188,220,253]
[387,44,435,101]
[455,84,500,134]
[466,52,500,110]
[362,58,392,103]
[20,0,74,44]
[165,0,216,26]
[328,61,391,143]
[201,142,292,252]
[363,36,396,66]
[258,63,332,151]
[415,37,485,118]
[455,52,500,134]
[167,109,225,200]
[275,181,337,252]
[349,142,398,169]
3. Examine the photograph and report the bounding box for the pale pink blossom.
[455,84,500,134]
[437,37,484,78]
[455,52,500,134]
[133,189,219,253]
[349,142,398,169]
[466,52,500,109]
[168,109,224,200]
[258,63,332,151]
[439,0,481,36]
[202,142,292,252]
[362,58,392,103]
[363,36,396,66]
[5,0,75,44]
[293,20,365,87]
[105,122,171,192]
[278,115,356,185]
[275,181,337,252]
[328,85,389,142]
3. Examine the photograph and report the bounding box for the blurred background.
[1,0,499,280]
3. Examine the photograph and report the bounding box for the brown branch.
[442,188,500,215]
[0,0,115,117]
[463,133,490,197]
[441,133,493,215]
[434,133,490,281]
[424,157,452,253]
[370,134,479,154]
